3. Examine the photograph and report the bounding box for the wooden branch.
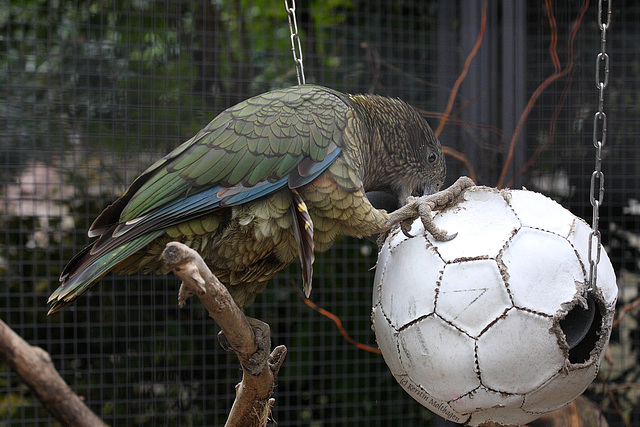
[162,241,287,427]
[0,318,107,427]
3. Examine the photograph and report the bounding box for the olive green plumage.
[48,84,446,314]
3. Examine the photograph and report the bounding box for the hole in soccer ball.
[559,294,602,364]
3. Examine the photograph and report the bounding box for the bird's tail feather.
[290,189,315,297]
[48,231,162,314]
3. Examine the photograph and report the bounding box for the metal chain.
[285,0,306,85]
[588,0,611,291]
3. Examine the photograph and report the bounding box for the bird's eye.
[428,152,437,163]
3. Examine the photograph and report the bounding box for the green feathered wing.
[48,85,351,313]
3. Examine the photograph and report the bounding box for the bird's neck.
[347,96,394,192]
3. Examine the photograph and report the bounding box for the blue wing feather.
[112,143,341,240]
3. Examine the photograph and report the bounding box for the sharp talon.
[218,331,233,352]
[428,229,457,242]
[401,226,414,238]
[400,218,416,238]
[443,231,458,242]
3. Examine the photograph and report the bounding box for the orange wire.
[444,146,477,182]
[498,0,589,188]
[545,0,562,72]
[435,0,488,137]
[419,108,505,140]
[303,297,382,355]
[506,72,574,187]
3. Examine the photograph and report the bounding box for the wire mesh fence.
[1,1,638,425]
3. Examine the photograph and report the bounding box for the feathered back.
[49,85,353,313]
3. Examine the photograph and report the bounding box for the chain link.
[588,0,611,291]
[285,0,306,85]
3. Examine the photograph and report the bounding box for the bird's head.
[351,94,446,210]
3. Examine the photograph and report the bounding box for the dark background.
[1,1,638,425]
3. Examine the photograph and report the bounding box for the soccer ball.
[371,186,617,426]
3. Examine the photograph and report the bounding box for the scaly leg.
[218,317,271,376]
[384,176,475,241]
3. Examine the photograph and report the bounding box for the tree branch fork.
[161,241,287,427]
[0,242,286,427]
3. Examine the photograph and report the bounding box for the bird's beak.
[397,183,437,207]
[423,182,439,196]
[397,188,412,207]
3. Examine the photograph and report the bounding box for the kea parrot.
[48,84,473,314]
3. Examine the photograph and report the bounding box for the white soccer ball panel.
[566,216,618,308]
[394,375,470,424]
[508,190,576,238]
[371,304,405,376]
[436,260,512,337]
[381,226,409,252]
[399,316,479,399]
[503,227,584,315]
[372,241,393,309]
[377,235,442,329]
[477,309,565,394]
[426,187,520,262]
[522,363,598,413]
[449,386,524,416]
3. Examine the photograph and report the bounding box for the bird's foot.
[245,317,271,374]
[385,176,475,241]
[218,317,271,376]
[217,330,233,352]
